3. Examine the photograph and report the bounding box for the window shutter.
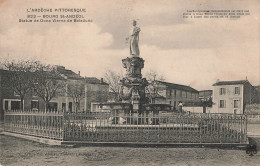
[37,101,39,109]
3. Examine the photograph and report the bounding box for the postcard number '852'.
[27,15,36,18]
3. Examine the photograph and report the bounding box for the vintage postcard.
[0,0,259,165]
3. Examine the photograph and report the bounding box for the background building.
[199,90,212,102]
[152,81,200,110]
[212,80,255,114]
[253,85,260,104]
[84,77,109,112]
[0,66,109,119]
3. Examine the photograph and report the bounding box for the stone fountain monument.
[99,20,171,124]
[119,20,148,114]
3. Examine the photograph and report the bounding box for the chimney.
[55,65,65,72]
[216,79,220,83]
[100,78,104,84]
[78,71,80,76]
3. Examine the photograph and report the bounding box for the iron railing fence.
[4,110,247,143]
[63,112,247,143]
[4,110,64,140]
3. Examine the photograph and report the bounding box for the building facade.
[0,66,109,118]
[84,77,109,112]
[199,90,212,101]
[153,81,200,110]
[212,80,255,114]
[253,85,260,104]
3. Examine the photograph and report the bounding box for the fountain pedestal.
[119,57,148,113]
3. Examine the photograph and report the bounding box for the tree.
[145,70,165,104]
[103,69,123,101]
[32,63,65,111]
[1,60,38,110]
[67,81,85,113]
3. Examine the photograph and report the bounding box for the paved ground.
[0,134,260,166]
[0,122,259,166]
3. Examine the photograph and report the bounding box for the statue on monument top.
[126,20,141,57]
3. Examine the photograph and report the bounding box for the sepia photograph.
[0,0,259,165]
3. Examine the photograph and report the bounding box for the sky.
[0,0,259,90]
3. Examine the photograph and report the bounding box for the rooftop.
[157,81,198,93]
[56,66,83,80]
[213,80,250,86]
[84,77,108,85]
[199,90,213,92]
[1,66,107,85]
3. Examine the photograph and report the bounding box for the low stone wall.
[182,106,212,113]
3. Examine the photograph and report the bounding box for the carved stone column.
[119,57,148,113]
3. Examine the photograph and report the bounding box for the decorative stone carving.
[122,57,144,78]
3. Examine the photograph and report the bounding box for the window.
[11,101,21,110]
[62,103,66,111]
[174,90,176,97]
[235,87,240,95]
[69,102,73,113]
[234,100,240,108]
[186,92,188,98]
[219,88,226,95]
[169,89,172,97]
[4,100,9,110]
[219,100,225,108]
[31,100,39,110]
[180,91,182,97]
[48,102,58,111]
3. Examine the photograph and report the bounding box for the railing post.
[62,111,65,141]
[245,114,247,143]
[3,110,6,132]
